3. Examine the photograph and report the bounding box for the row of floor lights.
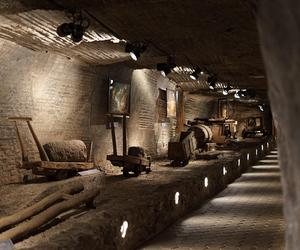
[121,175,210,238]
[174,176,210,206]
[119,144,271,239]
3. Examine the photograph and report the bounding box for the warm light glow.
[204,177,209,188]
[238,159,241,167]
[209,85,214,90]
[222,89,228,95]
[129,52,138,61]
[190,74,197,80]
[261,145,264,151]
[161,71,167,77]
[247,153,250,161]
[223,166,227,176]
[256,149,258,156]
[267,142,269,148]
[120,221,129,238]
[234,91,240,99]
[175,192,180,205]
[259,105,264,111]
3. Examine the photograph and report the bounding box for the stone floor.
[141,150,285,250]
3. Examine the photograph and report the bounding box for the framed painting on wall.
[167,89,176,117]
[108,79,131,115]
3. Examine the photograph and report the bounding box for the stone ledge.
[13,138,275,250]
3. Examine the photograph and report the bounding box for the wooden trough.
[8,117,94,180]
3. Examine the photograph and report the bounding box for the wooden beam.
[26,121,49,161]
[123,115,127,156]
[110,115,117,155]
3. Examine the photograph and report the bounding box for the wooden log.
[0,183,84,231]
[0,187,100,242]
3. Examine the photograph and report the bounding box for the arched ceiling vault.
[0,0,266,93]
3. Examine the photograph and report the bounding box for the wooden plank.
[27,121,49,161]
[8,117,32,121]
[13,121,27,162]
[22,161,94,170]
[110,115,117,155]
[123,115,127,156]
[107,154,149,166]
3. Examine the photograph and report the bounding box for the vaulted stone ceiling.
[0,0,266,92]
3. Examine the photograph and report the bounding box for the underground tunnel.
[0,0,295,249]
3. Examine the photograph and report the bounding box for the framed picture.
[255,117,262,127]
[108,79,131,115]
[167,89,176,117]
[248,117,256,127]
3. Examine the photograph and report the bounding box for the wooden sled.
[106,114,151,177]
[8,117,94,180]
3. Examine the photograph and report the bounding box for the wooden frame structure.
[106,114,151,176]
[8,117,94,179]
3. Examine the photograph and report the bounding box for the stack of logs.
[0,183,99,243]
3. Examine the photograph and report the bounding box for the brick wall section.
[184,93,217,122]
[0,39,102,184]
[0,40,177,183]
[128,69,176,158]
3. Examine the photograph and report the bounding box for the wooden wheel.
[133,165,141,177]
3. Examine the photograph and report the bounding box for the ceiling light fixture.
[125,42,147,61]
[157,57,176,77]
[234,90,241,99]
[258,105,264,112]
[57,10,90,43]
[190,67,203,80]
[207,75,217,90]
[222,85,231,95]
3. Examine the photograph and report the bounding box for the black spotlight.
[156,62,176,77]
[71,24,85,42]
[222,85,231,95]
[207,75,217,90]
[190,67,203,80]
[57,23,74,37]
[56,11,89,43]
[125,42,147,61]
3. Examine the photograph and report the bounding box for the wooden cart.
[106,114,151,177]
[9,117,94,180]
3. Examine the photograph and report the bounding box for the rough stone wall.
[222,101,271,137]
[0,38,102,184]
[184,94,216,123]
[0,39,177,182]
[128,69,176,158]
[257,2,300,249]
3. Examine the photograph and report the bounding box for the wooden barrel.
[188,124,212,148]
